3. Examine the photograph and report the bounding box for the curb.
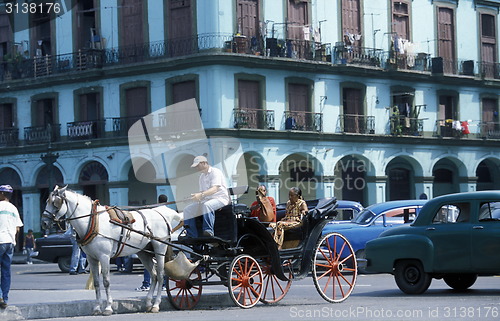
[1,293,232,320]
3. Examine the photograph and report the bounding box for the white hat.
[191,155,208,167]
[0,184,13,193]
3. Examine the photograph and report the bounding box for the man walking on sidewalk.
[0,184,23,309]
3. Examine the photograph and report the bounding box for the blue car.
[322,199,428,272]
[277,199,363,221]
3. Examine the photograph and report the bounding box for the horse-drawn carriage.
[43,185,357,315]
[166,187,358,309]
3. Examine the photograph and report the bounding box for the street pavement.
[2,254,231,320]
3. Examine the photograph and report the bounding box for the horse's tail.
[85,262,101,290]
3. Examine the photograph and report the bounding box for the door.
[168,0,193,56]
[437,7,456,74]
[480,14,497,78]
[343,88,363,133]
[238,80,261,128]
[471,201,500,272]
[125,87,148,130]
[172,80,196,104]
[0,103,13,129]
[288,83,310,130]
[426,203,472,272]
[237,0,259,38]
[388,168,411,200]
[120,0,143,48]
[75,0,98,50]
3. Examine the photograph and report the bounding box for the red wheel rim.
[313,233,357,303]
[167,267,202,310]
[229,255,263,308]
[260,260,292,304]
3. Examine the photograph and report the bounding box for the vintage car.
[277,199,364,221]
[322,199,427,272]
[365,191,500,294]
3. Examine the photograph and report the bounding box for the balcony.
[234,108,275,130]
[24,124,61,145]
[284,111,323,132]
[435,119,470,138]
[111,116,144,137]
[0,128,19,146]
[339,114,375,134]
[333,43,383,67]
[479,122,500,139]
[67,120,106,140]
[390,116,424,136]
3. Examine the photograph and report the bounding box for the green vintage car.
[365,191,500,294]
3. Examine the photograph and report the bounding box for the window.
[479,202,500,221]
[0,12,13,57]
[167,0,193,56]
[75,0,99,50]
[34,98,56,126]
[30,5,53,56]
[342,87,364,133]
[482,98,498,123]
[432,203,469,224]
[172,80,196,104]
[119,0,145,48]
[437,7,456,73]
[480,13,497,78]
[237,0,259,37]
[438,94,457,120]
[287,0,309,40]
[392,1,410,40]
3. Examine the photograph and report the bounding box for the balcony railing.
[0,128,19,146]
[381,52,431,72]
[479,122,500,139]
[390,116,424,136]
[111,116,144,137]
[24,124,61,145]
[333,43,383,67]
[67,120,106,140]
[284,111,323,132]
[478,61,500,79]
[339,114,375,134]
[435,119,470,138]
[234,108,275,130]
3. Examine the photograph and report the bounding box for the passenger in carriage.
[249,185,276,222]
[183,156,230,238]
[269,187,308,249]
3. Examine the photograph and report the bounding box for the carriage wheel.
[166,266,203,310]
[228,254,263,308]
[312,232,357,303]
[260,259,292,304]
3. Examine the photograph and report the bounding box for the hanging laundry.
[452,120,462,131]
[314,28,321,42]
[303,26,310,41]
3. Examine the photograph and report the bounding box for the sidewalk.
[2,254,231,320]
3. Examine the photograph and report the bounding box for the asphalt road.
[6,261,500,321]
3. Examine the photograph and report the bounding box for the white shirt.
[0,200,23,245]
[199,166,230,205]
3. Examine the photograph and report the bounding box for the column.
[22,191,41,233]
[109,187,128,206]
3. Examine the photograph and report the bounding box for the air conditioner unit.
[431,57,443,74]
[462,60,474,76]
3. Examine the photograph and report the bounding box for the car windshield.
[352,209,376,224]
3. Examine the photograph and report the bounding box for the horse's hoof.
[92,310,102,316]
[150,307,160,313]
[146,306,153,313]
[102,309,113,316]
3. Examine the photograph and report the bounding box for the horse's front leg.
[87,258,102,315]
[100,259,114,316]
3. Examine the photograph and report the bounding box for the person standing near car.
[0,184,23,309]
[23,229,36,264]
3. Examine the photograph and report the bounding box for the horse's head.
[43,185,69,222]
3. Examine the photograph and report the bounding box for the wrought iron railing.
[339,114,375,134]
[0,128,19,146]
[479,122,500,139]
[332,43,383,67]
[283,111,323,132]
[111,116,144,137]
[434,119,469,138]
[233,108,275,130]
[67,120,106,140]
[24,124,61,145]
[390,116,424,136]
[478,61,500,79]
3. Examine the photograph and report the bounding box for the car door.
[471,201,500,272]
[424,202,472,272]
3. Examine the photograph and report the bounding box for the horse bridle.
[43,192,81,222]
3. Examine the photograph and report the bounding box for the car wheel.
[443,274,477,291]
[394,260,431,294]
[58,256,71,273]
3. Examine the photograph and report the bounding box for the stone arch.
[127,158,159,206]
[476,158,500,191]
[432,157,463,197]
[333,154,374,205]
[278,153,323,203]
[78,161,109,204]
[385,156,419,200]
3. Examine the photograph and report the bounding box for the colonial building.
[1,0,500,240]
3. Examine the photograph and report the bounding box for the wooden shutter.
[482,98,498,123]
[120,0,143,48]
[80,93,100,121]
[343,88,362,115]
[342,0,361,36]
[168,0,192,39]
[0,103,13,129]
[75,0,98,50]
[237,0,259,37]
[393,1,410,40]
[35,99,54,126]
[288,83,309,112]
[481,14,497,78]
[238,80,260,109]
[287,0,308,40]
[126,87,148,117]
[172,80,196,104]
[437,7,455,72]
[0,13,13,50]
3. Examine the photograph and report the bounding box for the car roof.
[336,200,364,210]
[365,199,428,214]
[426,191,500,205]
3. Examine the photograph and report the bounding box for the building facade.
[1,0,500,239]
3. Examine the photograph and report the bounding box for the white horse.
[43,185,182,315]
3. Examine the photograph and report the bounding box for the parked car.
[365,191,500,294]
[322,199,428,272]
[35,233,142,272]
[35,233,72,272]
[276,199,364,221]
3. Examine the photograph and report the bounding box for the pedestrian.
[64,226,86,275]
[0,184,23,309]
[183,156,230,238]
[23,229,36,264]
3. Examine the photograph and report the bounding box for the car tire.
[355,250,369,274]
[57,256,71,273]
[443,274,477,291]
[394,260,431,294]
